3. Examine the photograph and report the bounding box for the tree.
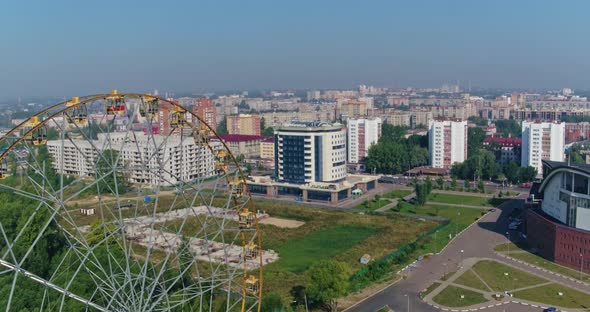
[495,119,521,138]
[518,166,537,182]
[414,181,430,206]
[260,117,274,137]
[95,149,128,195]
[478,180,485,193]
[306,260,351,312]
[468,116,488,127]
[451,176,458,190]
[261,292,287,312]
[467,128,486,158]
[216,118,228,135]
[436,177,444,189]
[464,180,471,190]
[425,177,433,194]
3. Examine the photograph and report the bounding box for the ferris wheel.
[0,91,264,311]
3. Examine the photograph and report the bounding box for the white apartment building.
[521,121,565,176]
[47,132,218,186]
[428,118,468,169]
[275,122,347,184]
[347,118,382,164]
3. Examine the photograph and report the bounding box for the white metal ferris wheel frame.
[0,92,263,312]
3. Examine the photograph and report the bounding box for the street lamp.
[580,254,584,280]
[504,272,509,294]
[460,250,464,268]
[506,231,510,255]
[404,294,410,312]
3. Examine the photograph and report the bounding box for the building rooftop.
[218,134,263,142]
[483,136,522,146]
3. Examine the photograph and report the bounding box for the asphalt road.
[345,198,544,312]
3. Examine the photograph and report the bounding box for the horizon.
[2,0,590,98]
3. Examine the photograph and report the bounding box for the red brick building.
[192,97,217,130]
[526,160,590,273]
[564,122,590,144]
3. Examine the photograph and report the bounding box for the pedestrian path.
[422,257,590,312]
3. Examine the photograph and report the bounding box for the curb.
[496,252,590,287]
[425,299,556,311]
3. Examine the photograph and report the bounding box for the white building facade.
[521,121,565,176]
[347,117,382,164]
[275,122,347,184]
[47,132,218,186]
[428,118,468,169]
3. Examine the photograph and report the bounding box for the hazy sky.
[1,0,590,98]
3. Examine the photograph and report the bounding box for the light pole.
[460,249,464,268]
[506,231,510,255]
[404,294,410,312]
[504,272,509,294]
[581,253,584,280]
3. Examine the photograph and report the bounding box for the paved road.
[345,198,546,312]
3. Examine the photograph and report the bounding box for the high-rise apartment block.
[275,122,347,184]
[347,118,382,164]
[227,114,261,136]
[521,121,565,175]
[428,118,468,169]
[192,97,217,130]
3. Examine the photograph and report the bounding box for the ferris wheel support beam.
[0,258,108,311]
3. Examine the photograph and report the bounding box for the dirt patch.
[259,217,305,228]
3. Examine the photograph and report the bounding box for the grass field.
[432,285,487,307]
[513,283,590,309]
[497,245,590,284]
[421,282,442,298]
[272,224,380,272]
[252,199,438,297]
[383,189,412,199]
[354,199,391,210]
[393,202,484,254]
[428,193,494,206]
[471,260,547,291]
[453,269,490,292]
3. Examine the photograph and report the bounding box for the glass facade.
[279,135,306,183]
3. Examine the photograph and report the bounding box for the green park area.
[383,189,412,199]
[432,259,590,309]
[427,192,505,207]
[252,199,438,298]
[495,243,590,284]
[432,285,487,307]
[393,201,484,254]
[354,198,391,210]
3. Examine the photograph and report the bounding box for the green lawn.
[383,189,412,199]
[354,199,391,210]
[432,285,488,307]
[421,282,441,298]
[428,193,493,206]
[513,283,590,309]
[494,242,529,252]
[453,269,490,292]
[471,260,547,291]
[507,250,590,284]
[393,202,483,254]
[271,224,381,272]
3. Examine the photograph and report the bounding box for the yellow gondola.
[105,90,125,115]
[244,242,259,260]
[0,158,8,179]
[238,208,254,229]
[170,106,186,127]
[229,176,243,198]
[65,97,88,125]
[140,95,159,118]
[23,116,47,146]
[244,275,259,295]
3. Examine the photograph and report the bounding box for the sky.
[1,0,590,98]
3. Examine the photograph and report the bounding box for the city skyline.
[2,0,590,98]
